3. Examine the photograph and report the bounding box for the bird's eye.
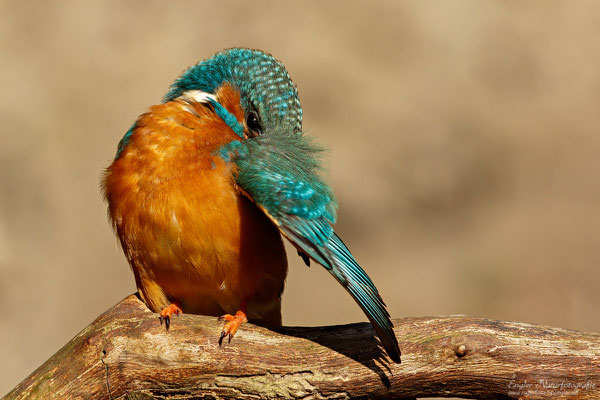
[245,111,262,137]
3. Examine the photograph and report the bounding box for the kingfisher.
[102,48,401,363]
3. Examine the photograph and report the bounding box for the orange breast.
[102,85,287,324]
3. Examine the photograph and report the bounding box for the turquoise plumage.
[163,48,401,362]
[228,129,401,363]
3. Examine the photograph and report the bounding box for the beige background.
[1,1,600,397]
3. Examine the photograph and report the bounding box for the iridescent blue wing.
[276,210,401,364]
[226,133,401,363]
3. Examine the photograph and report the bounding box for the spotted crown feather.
[164,48,302,133]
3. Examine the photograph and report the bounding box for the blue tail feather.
[325,233,401,363]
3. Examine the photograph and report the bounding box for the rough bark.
[4,294,600,400]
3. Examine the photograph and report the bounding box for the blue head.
[117,48,303,157]
[164,48,303,135]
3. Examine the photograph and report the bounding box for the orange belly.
[103,97,288,325]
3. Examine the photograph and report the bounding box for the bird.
[102,48,401,363]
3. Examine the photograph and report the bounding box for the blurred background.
[1,1,600,396]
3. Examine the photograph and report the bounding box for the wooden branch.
[4,295,600,400]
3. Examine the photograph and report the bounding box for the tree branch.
[4,294,600,399]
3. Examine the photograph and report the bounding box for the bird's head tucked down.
[165,48,303,135]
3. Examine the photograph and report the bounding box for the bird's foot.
[159,304,182,331]
[218,310,247,345]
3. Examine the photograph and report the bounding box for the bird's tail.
[325,233,401,363]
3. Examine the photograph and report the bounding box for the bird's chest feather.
[103,99,287,312]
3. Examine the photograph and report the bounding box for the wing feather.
[225,132,401,362]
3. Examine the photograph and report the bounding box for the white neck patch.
[178,90,218,104]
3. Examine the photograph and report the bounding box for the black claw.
[159,316,163,325]
[165,316,170,331]
[219,331,226,346]
[228,334,232,344]
[297,250,311,266]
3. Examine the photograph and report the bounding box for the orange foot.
[218,310,247,345]
[159,304,182,331]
